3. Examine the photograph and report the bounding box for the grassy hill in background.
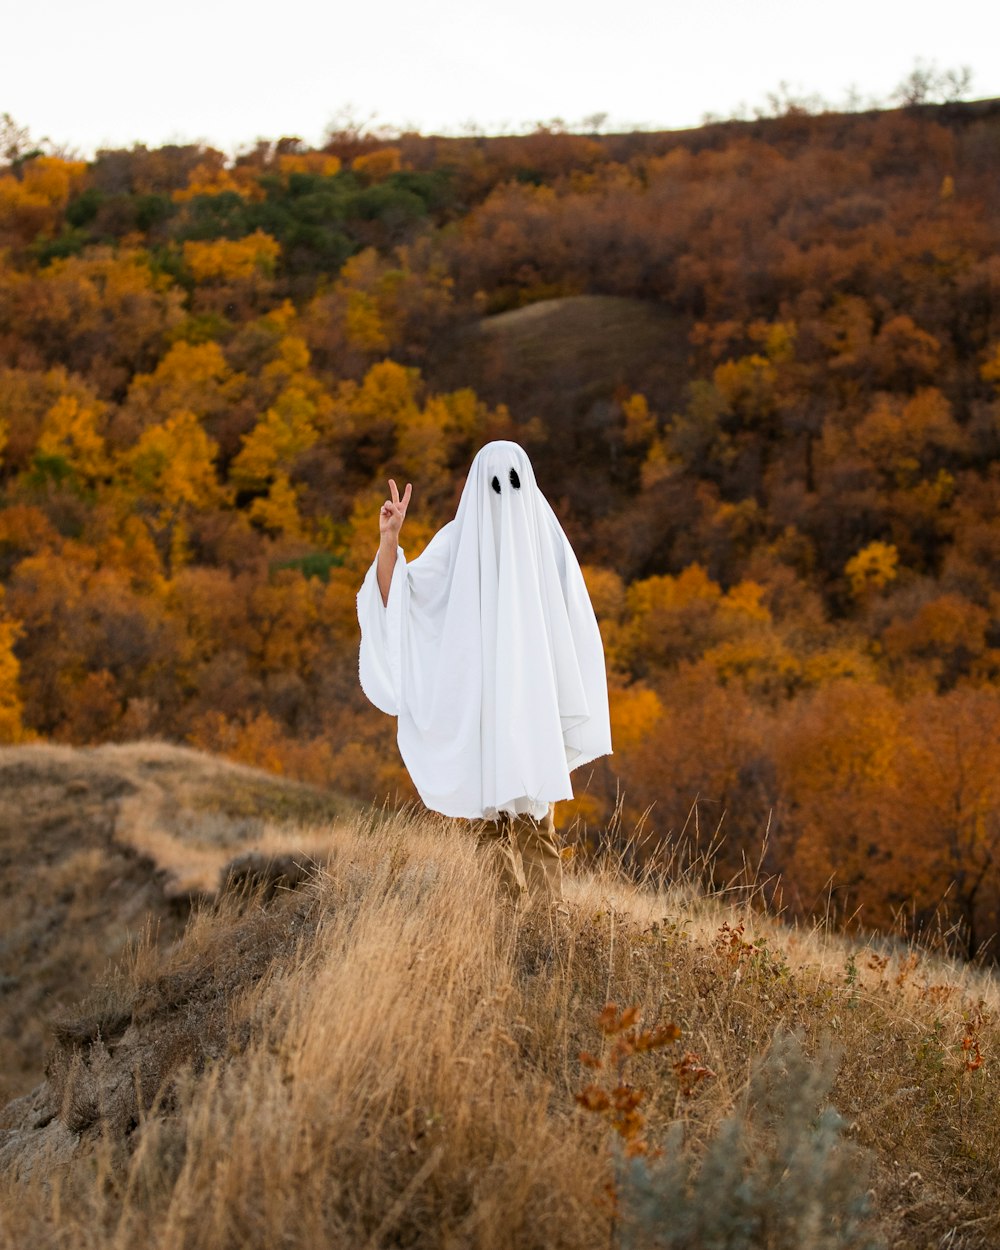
[0,743,998,1248]
[427,295,692,522]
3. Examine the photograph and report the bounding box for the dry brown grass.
[102,739,358,896]
[2,790,999,1248]
[0,740,356,1103]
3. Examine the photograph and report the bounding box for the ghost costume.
[356,441,612,829]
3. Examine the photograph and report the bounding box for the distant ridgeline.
[2,100,1000,957]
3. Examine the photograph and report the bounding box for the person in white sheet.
[356,440,612,904]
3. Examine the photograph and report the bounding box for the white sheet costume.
[357,441,612,820]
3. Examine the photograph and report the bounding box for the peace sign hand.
[379,478,412,543]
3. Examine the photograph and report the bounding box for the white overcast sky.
[5,0,1000,157]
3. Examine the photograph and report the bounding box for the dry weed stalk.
[576,1003,685,1159]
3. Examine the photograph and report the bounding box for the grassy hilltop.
[0,741,352,1103]
[0,743,998,1248]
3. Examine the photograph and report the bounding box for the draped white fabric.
[357,441,612,820]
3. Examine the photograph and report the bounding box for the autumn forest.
[2,101,1000,956]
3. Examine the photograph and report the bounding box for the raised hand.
[376,479,411,606]
[379,478,412,543]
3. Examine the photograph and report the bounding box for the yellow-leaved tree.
[352,147,403,182]
[0,589,25,743]
[172,160,261,202]
[303,245,455,374]
[182,232,281,283]
[0,155,88,244]
[230,335,332,538]
[35,394,109,485]
[118,339,246,445]
[2,247,184,393]
[122,411,227,513]
[117,410,228,569]
[182,232,282,317]
[277,152,342,177]
[845,540,899,599]
[777,678,903,925]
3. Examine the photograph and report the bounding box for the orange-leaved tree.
[0,587,25,743]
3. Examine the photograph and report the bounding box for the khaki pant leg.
[513,804,564,902]
[478,815,527,900]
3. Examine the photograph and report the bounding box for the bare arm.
[377,478,411,606]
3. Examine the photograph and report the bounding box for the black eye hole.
[491,475,501,494]
[509,468,521,489]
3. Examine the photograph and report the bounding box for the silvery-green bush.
[618,1032,882,1250]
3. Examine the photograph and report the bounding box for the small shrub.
[617,1031,882,1250]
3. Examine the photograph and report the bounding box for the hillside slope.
[426,295,692,534]
[0,741,352,1102]
[5,102,1000,955]
[1,745,998,1248]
